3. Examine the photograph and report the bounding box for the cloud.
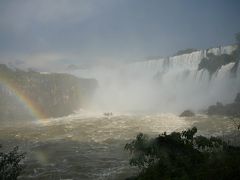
[0,0,120,71]
[0,0,239,72]
[0,0,103,32]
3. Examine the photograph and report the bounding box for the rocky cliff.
[0,64,97,121]
[207,93,240,117]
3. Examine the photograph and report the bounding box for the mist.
[69,46,240,114]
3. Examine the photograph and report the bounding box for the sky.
[0,0,240,71]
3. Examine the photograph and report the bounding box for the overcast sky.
[0,0,240,71]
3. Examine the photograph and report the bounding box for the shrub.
[125,127,240,179]
[0,145,25,180]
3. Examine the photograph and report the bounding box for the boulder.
[180,110,195,117]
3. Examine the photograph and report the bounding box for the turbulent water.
[1,45,240,179]
[0,112,238,180]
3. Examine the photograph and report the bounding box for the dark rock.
[179,110,195,117]
[207,94,240,117]
[198,53,236,75]
[207,102,224,115]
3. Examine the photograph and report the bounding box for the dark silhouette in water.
[179,110,195,117]
[103,112,113,117]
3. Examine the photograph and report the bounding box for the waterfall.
[72,45,240,113]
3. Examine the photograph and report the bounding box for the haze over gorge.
[73,45,240,114]
[1,43,240,179]
[0,64,97,121]
[1,44,239,120]
[1,1,240,179]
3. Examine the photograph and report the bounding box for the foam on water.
[0,112,193,180]
[1,112,238,179]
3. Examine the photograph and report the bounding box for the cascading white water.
[72,45,240,113]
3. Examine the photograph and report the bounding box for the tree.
[0,145,25,180]
[236,32,240,45]
[125,127,240,179]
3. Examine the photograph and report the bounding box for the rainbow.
[0,75,47,120]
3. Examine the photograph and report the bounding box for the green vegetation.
[198,53,236,75]
[231,32,240,73]
[0,145,25,180]
[125,127,240,180]
[0,64,97,120]
[198,33,240,75]
[236,32,240,45]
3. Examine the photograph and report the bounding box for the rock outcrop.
[179,110,195,117]
[0,64,97,120]
[207,94,240,117]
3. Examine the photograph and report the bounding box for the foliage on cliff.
[236,32,240,45]
[198,33,240,75]
[0,64,97,120]
[125,127,240,180]
[198,53,236,75]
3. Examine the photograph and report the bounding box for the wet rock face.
[207,93,240,117]
[179,110,195,117]
[0,64,97,120]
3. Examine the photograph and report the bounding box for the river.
[0,112,237,179]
